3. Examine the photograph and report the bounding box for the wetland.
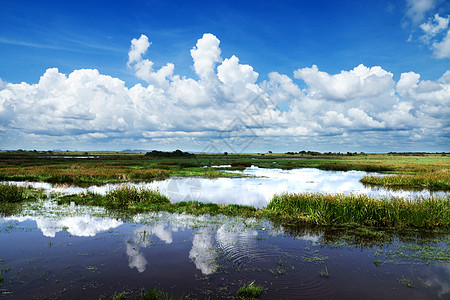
[0,152,449,299]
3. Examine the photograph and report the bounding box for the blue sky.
[0,0,449,152]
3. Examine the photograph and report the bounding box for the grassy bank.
[56,186,449,229]
[266,193,449,228]
[361,169,449,190]
[57,186,259,217]
[0,184,43,216]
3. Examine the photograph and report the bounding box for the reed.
[266,193,449,228]
[0,184,26,203]
[104,186,170,209]
[361,170,450,190]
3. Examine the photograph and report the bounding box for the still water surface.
[0,201,448,299]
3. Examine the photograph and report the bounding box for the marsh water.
[1,167,449,299]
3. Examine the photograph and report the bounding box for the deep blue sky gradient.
[1,0,448,86]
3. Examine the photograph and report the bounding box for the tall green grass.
[361,170,450,190]
[98,186,170,210]
[266,193,449,228]
[0,184,26,203]
[58,186,258,216]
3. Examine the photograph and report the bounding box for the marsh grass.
[58,188,448,229]
[361,170,450,190]
[1,153,448,189]
[0,184,43,216]
[266,193,449,228]
[0,184,26,203]
[57,187,259,217]
[57,186,170,210]
[237,281,264,299]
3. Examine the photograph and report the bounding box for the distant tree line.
[144,149,195,158]
[284,151,365,156]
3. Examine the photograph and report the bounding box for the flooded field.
[0,167,449,299]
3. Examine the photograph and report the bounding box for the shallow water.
[4,167,448,208]
[0,200,448,299]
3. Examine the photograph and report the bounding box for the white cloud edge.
[0,33,449,152]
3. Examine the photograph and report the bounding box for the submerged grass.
[266,193,449,228]
[141,288,183,300]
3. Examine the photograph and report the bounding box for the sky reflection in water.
[1,198,449,298]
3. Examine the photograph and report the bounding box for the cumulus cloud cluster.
[0,32,448,151]
[419,13,450,58]
[405,0,450,59]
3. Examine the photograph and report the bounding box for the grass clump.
[59,188,259,217]
[237,281,264,299]
[58,186,170,211]
[0,184,27,203]
[106,186,170,209]
[0,183,42,216]
[266,193,449,228]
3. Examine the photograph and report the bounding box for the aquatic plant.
[397,276,415,288]
[319,266,329,278]
[266,193,450,228]
[237,281,264,299]
[141,287,183,300]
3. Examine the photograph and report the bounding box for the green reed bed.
[57,186,170,210]
[266,193,449,228]
[361,170,450,190]
[0,183,43,216]
[57,186,449,229]
[0,184,27,203]
[57,186,259,217]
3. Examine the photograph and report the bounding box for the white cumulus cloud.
[0,33,448,152]
[405,0,437,25]
[293,64,395,101]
